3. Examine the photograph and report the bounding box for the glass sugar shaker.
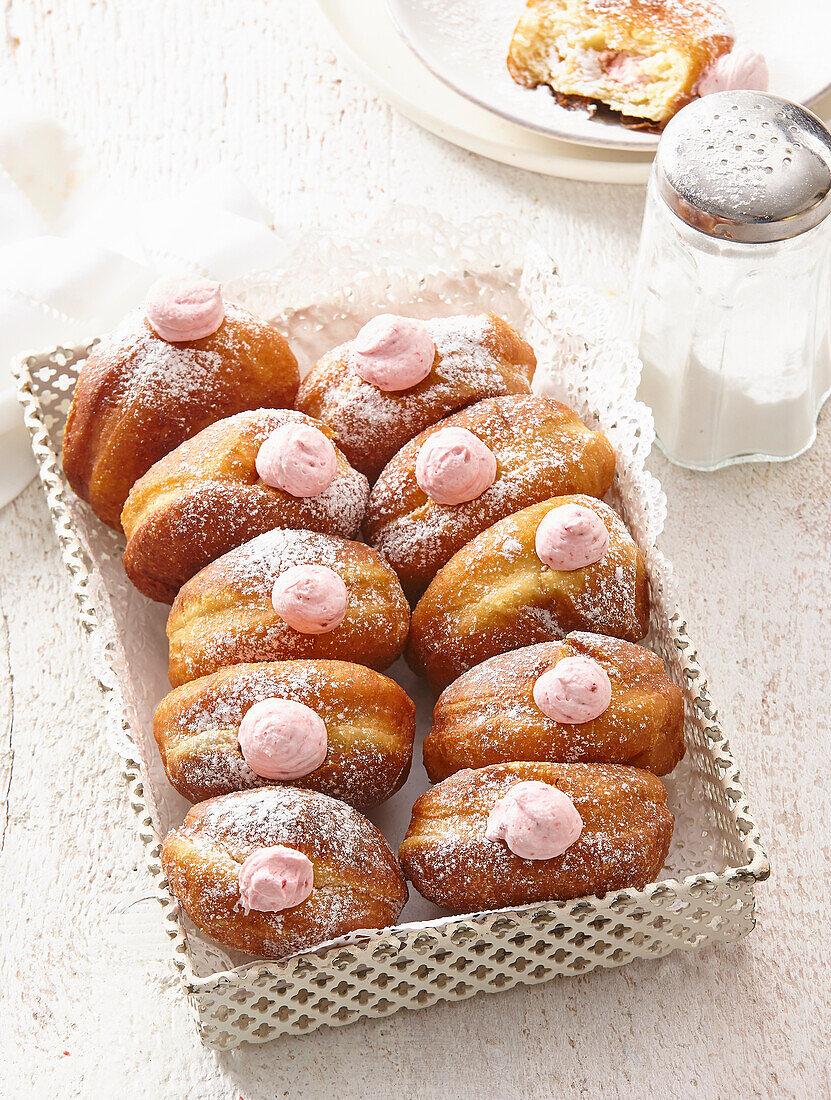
[629,92,831,470]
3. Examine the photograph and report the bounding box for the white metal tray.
[14,216,768,1047]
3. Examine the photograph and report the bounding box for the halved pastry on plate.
[507,0,766,130]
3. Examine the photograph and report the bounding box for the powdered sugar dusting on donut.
[400,763,672,910]
[180,748,257,793]
[367,396,611,586]
[408,496,646,689]
[195,787,380,868]
[339,314,502,451]
[156,662,412,808]
[167,787,406,951]
[571,508,638,626]
[426,636,672,775]
[220,528,342,595]
[131,473,367,568]
[168,530,409,687]
[584,0,734,38]
[298,314,534,477]
[501,535,523,559]
[93,304,259,412]
[132,409,369,544]
[169,664,326,735]
[179,742,392,808]
[429,314,497,381]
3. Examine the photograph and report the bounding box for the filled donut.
[162,787,408,958]
[167,528,410,686]
[154,660,415,810]
[364,395,615,598]
[122,408,369,602]
[407,494,649,691]
[423,633,684,781]
[400,761,673,913]
[295,312,536,481]
[63,277,299,529]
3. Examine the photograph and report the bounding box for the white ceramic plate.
[315,0,656,184]
[387,0,831,151]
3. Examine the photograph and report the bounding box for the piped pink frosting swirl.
[535,503,609,571]
[533,655,612,724]
[238,697,328,780]
[271,564,348,634]
[145,275,224,342]
[485,780,584,860]
[238,845,314,914]
[415,426,497,505]
[353,314,435,391]
[695,46,769,97]
[256,422,337,498]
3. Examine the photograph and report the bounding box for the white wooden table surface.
[1,3,829,1097]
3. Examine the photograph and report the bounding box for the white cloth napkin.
[0,105,287,510]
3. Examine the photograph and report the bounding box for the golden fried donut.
[162,787,408,959]
[295,313,536,481]
[63,294,298,530]
[154,660,415,810]
[507,0,736,130]
[167,528,410,687]
[121,409,369,603]
[364,395,615,598]
[423,633,684,782]
[407,495,649,691]
[399,761,673,913]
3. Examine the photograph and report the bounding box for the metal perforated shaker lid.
[655,92,831,242]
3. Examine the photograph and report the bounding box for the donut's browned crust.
[423,633,684,782]
[63,305,299,530]
[364,395,615,599]
[507,0,734,126]
[399,761,673,913]
[154,660,415,810]
[162,787,408,959]
[407,495,649,692]
[121,409,369,603]
[167,528,410,687]
[295,314,536,481]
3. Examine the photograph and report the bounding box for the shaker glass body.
[631,174,831,469]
